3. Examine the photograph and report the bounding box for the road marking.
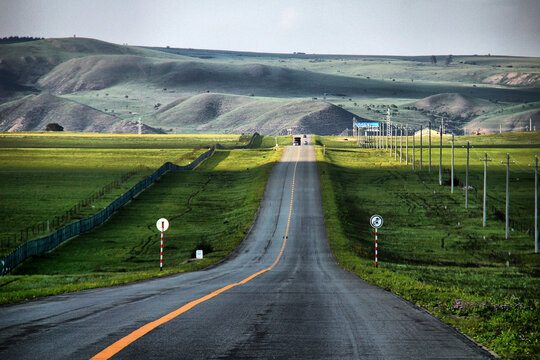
[91,147,301,360]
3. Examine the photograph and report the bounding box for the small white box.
[196,250,203,259]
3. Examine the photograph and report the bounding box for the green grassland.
[315,132,539,359]
[0,147,204,255]
[0,132,247,148]
[0,133,284,256]
[0,133,283,303]
[1,149,281,303]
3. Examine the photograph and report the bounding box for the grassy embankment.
[0,134,283,304]
[0,132,280,253]
[0,133,254,255]
[315,133,539,359]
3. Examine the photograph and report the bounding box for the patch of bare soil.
[482,73,540,87]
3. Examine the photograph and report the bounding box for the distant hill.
[414,93,496,118]
[1,37,539,135]
[36,54,391,98]
[0,37,183,90]
[0,93,163,133]
[464,109,540,134]
[149,93,363,135]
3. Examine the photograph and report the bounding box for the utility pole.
[380,123,383,149]
[405,124,408,165]
[465,141,469,208]
[439,125,443,185]
[451,134,455,194]
[420,125,423,170]
[441,117,444,136]
[380,121,386,149]
[386,109,390,151]
[480,153,492,227]
[412,128,416,171]
[502,154,514,239]
[376,124,379,149]
[535,156,538,253]
[138,118,143,135]
[379,123,381,149]
[394,126,398,161]
[400,126,403,163]
[379,123,382,149]
[367,125,370,148]
[390,124,393,157]
[428,121,432,172]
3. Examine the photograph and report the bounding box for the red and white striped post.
[156,218,169,271]
[160,222,164,271]
[370,214,383,268]
[375,228,378,268]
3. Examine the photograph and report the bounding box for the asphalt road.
[0,138,493,359]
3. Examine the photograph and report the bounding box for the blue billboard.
[354,122,379,128]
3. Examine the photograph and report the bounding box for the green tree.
[45,123,64,131]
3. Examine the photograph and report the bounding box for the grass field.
[0,147,205,255]
[0,132,282,304]
[315,133,539,359]
[0,133,284,256]
[0,132,248,148]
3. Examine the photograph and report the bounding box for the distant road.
[0,137,492,359]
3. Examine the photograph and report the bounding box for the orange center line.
[91,146,301,360]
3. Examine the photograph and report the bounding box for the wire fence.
[2,167,145,248]
[0,133,259,275]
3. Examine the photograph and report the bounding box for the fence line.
[0,133,259,275]
[4,167,145,247]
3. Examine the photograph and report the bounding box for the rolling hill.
[413,93,496,118]
[0,93,163,133]
[464,108,540,134]
[0,37,182,87]
[1,37,539,134]
[149,93,362,135]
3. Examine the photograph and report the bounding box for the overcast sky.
[1,0,539,56]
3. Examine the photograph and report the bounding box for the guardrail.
[0,133,259,275]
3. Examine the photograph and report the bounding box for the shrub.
[45,123,63,131]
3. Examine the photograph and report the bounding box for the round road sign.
[370,214,383,229]
[156,218,169,232]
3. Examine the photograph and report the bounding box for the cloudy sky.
[1,0,539,56]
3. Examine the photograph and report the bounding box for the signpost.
[370,215,383,267]
[156,218,169,271]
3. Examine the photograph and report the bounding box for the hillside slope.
[414,93,496,118]
[0,37,184,86]
[464,109,540,134]
[0,93,163,133]
[37,56,381,97]
[149,93,362,135]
